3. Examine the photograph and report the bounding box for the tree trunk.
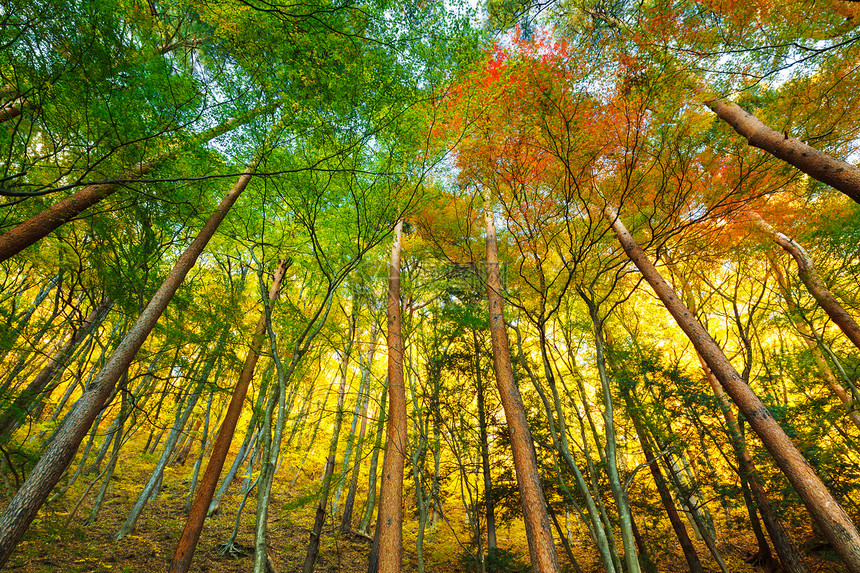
[359,382,387,535]
[0,273,61,368]
[342,328,378,531]
[377,220,407,573]
[169,258,290,573]
[0,161,262,567]
[474,329,498,571]
[334,330,367,519]
[483,206,560,573]
[586,311,640,573]
[696,354,810,573]
[707,99,860,204]
[606,208,860,572]
[209,367,272,516]
[115,364,211,540]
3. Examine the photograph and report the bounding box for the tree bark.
[169,258,289,573]
[0,162,261,567]
[606,208,860,573]
[484,206,560,573]
[377,220,407,573]
[707,99,860,204]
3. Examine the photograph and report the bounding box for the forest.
[1,0,860,572]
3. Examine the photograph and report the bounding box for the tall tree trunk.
[169,258,290,573]
[0,159,264,567]
[209,366,273,516]
[707,99,860,204]
[377,220,407,573]
[359,382,387,535]
[515,323,619,573]
[334,333,367,518]
[606,208,860,573]
[474,329,498,571]
[253,264,339,573]
[85,379,132,524]
[483,207,560,573]
[115,353,215,540]
[752,212,860,352]
[0,273,61,368]
[585,309,640,573]
[0,104,276,263]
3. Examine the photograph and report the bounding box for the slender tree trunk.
[209,366,273,516]
[707,99,860,204]
[0,159,264,567]
[515,325,618,573]
[186,393,214,513]
[169,258,290,573]
[0,273,61,368]
[85,380,131,524]
[252,264,338,573]
[483,207,560,573]
[626,398,705,573]
[474,330,498,571]
[586,311,640,573]
[335,334,367,518]
[377,220,407,573]
[697,355,809,573]
[220,437,262,553]
[115,370,210,540]
[606,208,860,572]
[753,212,860,352]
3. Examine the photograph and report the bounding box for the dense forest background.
[1,0,860,571]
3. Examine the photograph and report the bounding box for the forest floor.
[0,443,851,573]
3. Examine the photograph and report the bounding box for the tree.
[605,207,860,573]
[169,257,290,573]
[483,202,560,573]
[0,144,275,566]
[377,220,407,573]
